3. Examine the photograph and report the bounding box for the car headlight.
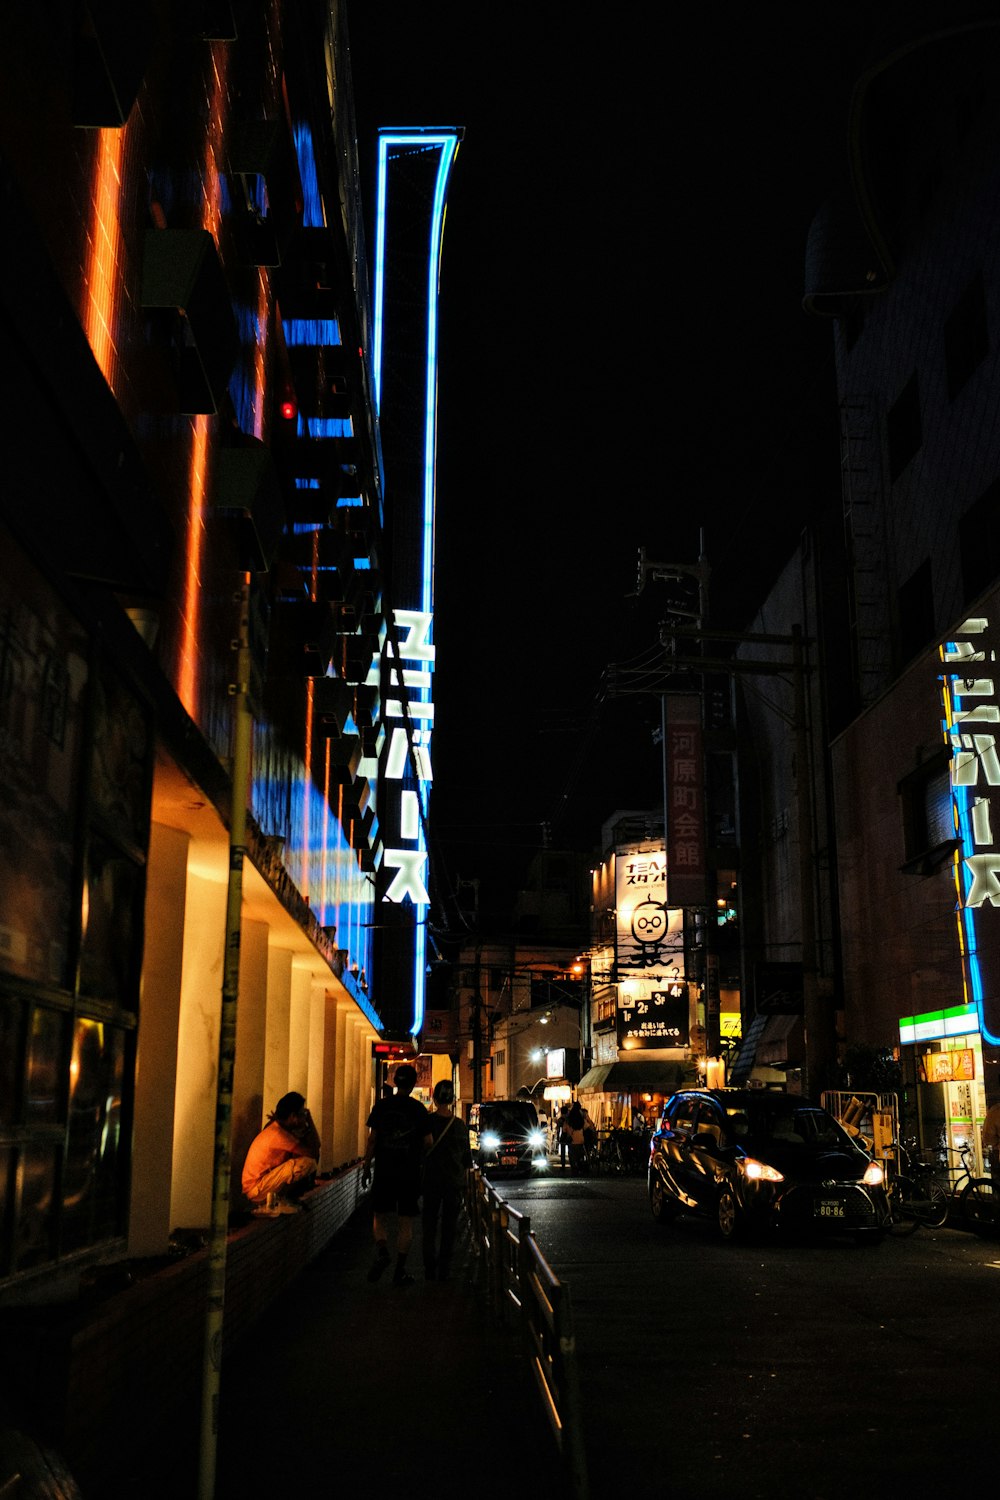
[862,1161,885,1187]
[528,1130,545,1148]
[740,1157,784,1184]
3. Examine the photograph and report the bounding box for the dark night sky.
[346,3,883,922]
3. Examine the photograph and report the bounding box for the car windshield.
[742,1099,851,1150]
[482,1105,536,1134]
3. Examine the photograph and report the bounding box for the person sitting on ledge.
[242,1092,320,1213]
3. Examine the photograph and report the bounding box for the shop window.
[0,531,146,1288]
[15,1143,59,1272]
[25,1006,66,1126]
[898,752,957,874]
[0,1000,21,1127]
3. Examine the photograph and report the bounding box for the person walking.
[362,1063,433,1286]
[566,1100,588,1173]
[557,1102,571,1170]
[421,1079,472,1282]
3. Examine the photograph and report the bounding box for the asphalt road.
[491,1168,999,1498]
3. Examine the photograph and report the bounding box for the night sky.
[346,3,884,923]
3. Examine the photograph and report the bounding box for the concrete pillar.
[349,1016,369,1160]
[170,867,227,1230]
[129,823,189,1258]
[264,947,293,1115]
[230,917,269,1206]
[312,988,337,1170]
[307,978,326,1164]
[333,1000,351,1165]
[288,963,312,1098]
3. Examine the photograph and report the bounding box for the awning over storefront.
[577,1061,688,1095]
[727,1013,767,1085]
[728,1012,803,1082]
[755,1013,803,1068]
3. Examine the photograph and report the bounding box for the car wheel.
[649,1174,676,1224]
[718,1183,743,1241]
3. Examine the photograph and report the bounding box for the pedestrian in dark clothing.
[558,1103,571,1169]
[566,1100,591,1173]
[362,1064,432,1286]
[422,1079,472,1282]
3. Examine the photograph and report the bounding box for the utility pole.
[657,621,829,1095]
[198,580,252,1500]
[471,939,485,1104]
[634,542,720,1064]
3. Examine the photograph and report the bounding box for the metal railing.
[466,1170,589,1500]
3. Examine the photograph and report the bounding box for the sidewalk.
[112,1201,567,1497]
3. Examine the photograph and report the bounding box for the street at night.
[494,1171,998,1496]
[5,5,1000,1497]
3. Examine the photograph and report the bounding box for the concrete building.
[736,10,1000,1163]
[0,3,455,1489]
[578,809,742,1128]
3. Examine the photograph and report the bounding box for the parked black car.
[469,1100,548,1176]
[647,1088,889,1243]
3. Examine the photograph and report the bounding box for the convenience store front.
[898,1004,988,1175]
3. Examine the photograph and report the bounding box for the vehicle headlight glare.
[528,1130,545,1148]
[481,1132,501,1151]
[742,1157,784,1183]
[863,1161,885,1186]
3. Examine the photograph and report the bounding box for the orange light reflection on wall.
[176,44,229,719]
[177,419,209,716]
[83,128,125,390]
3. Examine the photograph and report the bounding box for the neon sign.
[372,130,459,1037]
[940,615,1000,1043]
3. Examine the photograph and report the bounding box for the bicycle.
[588,1127,645,1177]
[884,1139,950,1236]
[940,1141,999,1237]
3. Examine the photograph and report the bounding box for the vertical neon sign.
[373,129,459,1038]
[940,615,1000,1044]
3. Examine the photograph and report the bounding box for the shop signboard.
[420,1008,457,1054]
[919,1048,975,1083]
[664,694,705,907]
[615,842,683,975]
[618,977,690,1050]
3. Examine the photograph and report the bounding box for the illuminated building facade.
[578,811,741,1124]
[733,14,1000,1157]
[369,128,460,1039]
[0,0,433,1330]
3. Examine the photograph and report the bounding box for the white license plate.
[816,1200,845,1218]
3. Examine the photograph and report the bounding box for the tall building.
[736,9,1000,1162]
[0,0,452,1336]
[578,809,741,1125]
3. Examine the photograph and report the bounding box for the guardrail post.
[553,1277,589,1500]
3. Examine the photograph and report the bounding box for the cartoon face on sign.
[631,900,668,947]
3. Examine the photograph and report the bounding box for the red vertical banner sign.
[664,694,706,908]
